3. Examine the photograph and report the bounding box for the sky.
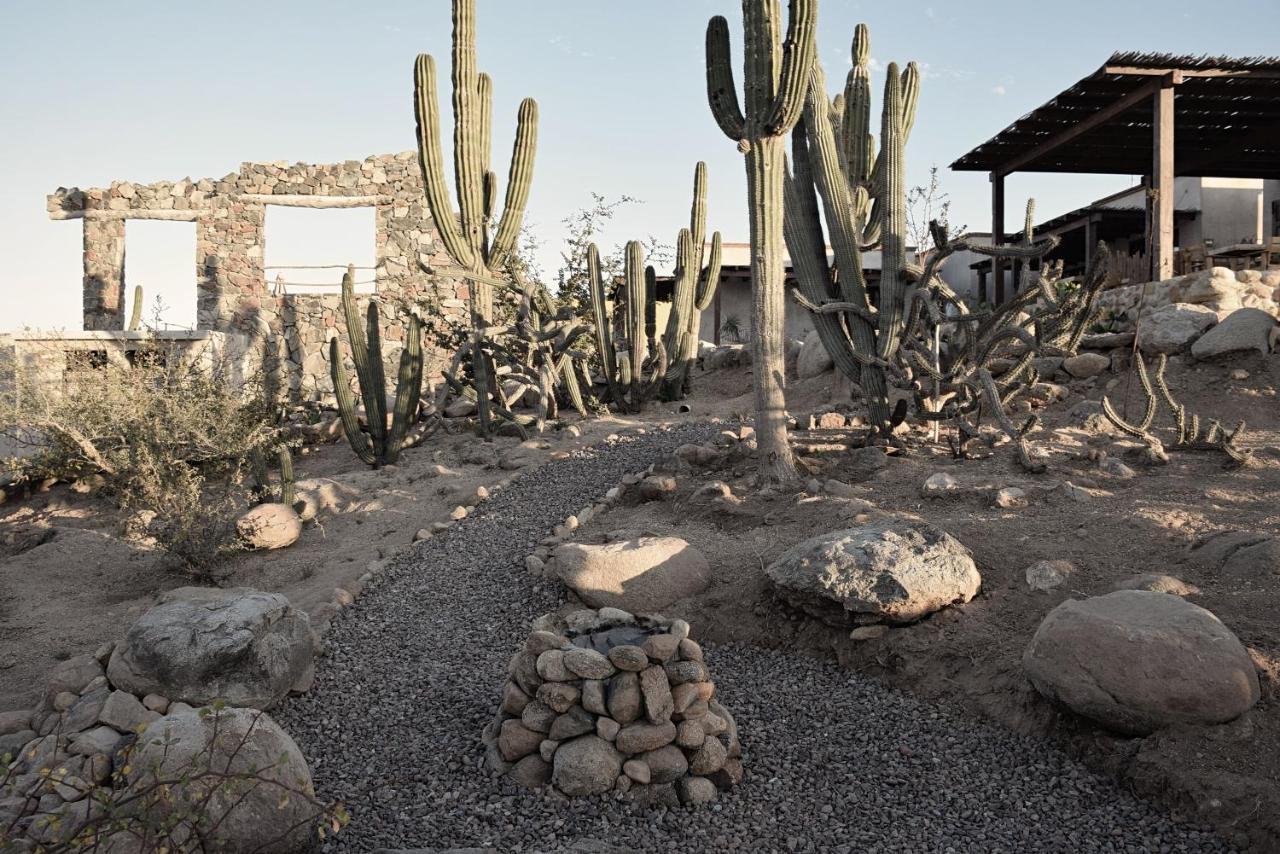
[2,0,1278,330]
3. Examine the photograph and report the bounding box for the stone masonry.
[47,152,469,400]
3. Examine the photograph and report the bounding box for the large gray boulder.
[765,516,980,625]
[107,587,315,710]
[122,707,317,853]
[796,330,834,379]
[1023,590,1260,735]
[1136,303,1217,354]
[553,537,711,612]
[1190,307,1276,360]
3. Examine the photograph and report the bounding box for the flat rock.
[107,587,315,711]
[1112,573,1200,596]
[553,538,711,612]
[1191,307,1276,360]
[1022,590,1260,735]
[766,515,980,625]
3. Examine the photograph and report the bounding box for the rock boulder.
[236,503,302,550]
[796,330,834,379]
[1022,590,1259,735]
[1136,303,1217,354]
[553,538,711,612]
[1190,307,1276,360]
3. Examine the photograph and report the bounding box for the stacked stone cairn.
[483,608,741,805]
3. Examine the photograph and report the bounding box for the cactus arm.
[489,98,538,270]
[875,63,908,361]
[663,228,697,362]
[414,54,475,270]
[765,0,818,134]
[364,302,390,459]
[477,71,493,179]
[625,242,647,399]
[451,0,485,257]
[695,232,723,311]
[330,337,377,467]
[690,161,708,254]
[277,445,295,507]
[705,16,746,142]
[387,312,423,463]
[128,285,143,332]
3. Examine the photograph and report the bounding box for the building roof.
[951,52,1280,179]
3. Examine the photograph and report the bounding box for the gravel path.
[277,425,1231,853]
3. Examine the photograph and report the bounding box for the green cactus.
[128,285,143,332]
[413,0,537,439]
[705,0,817,486]
[588,241,667,413]
[661,162,724,401]
[329,266,423,467]
[277,444,295,507]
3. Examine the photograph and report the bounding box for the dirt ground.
[1,349,1277,849]
[566,352,1280,852]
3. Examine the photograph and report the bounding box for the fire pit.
[483,607,741,804]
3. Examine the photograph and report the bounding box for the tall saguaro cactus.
[705,0,817,487]
[661,162,724,401]
[413,0,537,438]
[330,266,424,467]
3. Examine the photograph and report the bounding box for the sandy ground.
[1,349,1277,848]
[562,353,1280,852]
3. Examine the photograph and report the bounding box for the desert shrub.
[0,334,282,573]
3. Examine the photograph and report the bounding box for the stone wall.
[48,152,469,399]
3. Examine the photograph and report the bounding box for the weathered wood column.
[991,173,1006,303]
[1151,78,1176,280]
[83,217,126,330]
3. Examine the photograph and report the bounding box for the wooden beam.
[991,173,1006,304]
[49,208,202,222]
[1152,82,1176,281]
[236,194,391,207]
[1104,65,1280,80]
[992,78,1165,177]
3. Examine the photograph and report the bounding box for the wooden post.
[991,173,1006,304]
[1152,81,1175,280]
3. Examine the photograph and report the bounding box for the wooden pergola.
[951,52,1280,301]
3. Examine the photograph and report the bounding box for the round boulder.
[765,515,980,625]
[1136,303,1218,355]
[1022,590,1260,735]
[553,537,711,612]
[122,707,316,853]
[107,587,316,710]
[551,735,622,796]
[236,502,302,550]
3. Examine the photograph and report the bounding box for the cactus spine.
[661,162,724,401]
[705,0,816,486]
[414,0,537,439]
[329,266,423,467]
[589,241,667,413]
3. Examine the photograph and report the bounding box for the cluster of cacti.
[782,21,1108,471]
[330,266,424,467]
[413,0,547,440]
[588,240,668,414]
[660,162,723,401]
[1102,352,1251,467]
[705,0,818,486]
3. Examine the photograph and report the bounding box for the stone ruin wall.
[47,152,469,401]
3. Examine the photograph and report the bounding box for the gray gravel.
[277,425,1231,853]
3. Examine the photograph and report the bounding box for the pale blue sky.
[2,0,1277,329]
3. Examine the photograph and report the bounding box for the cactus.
[588,241,668,413]
[128,285,143,332]
[329,266,423,467]
[413,0,537,439]
[661,162,724,401]
[705,0,817,486]
[277,444,295,507]
[783,22,1108,470]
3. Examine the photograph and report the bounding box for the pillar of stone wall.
[83,218,126,330]
[197,197,267,332]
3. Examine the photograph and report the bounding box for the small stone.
[676,719,704,749]
[678,775,719,804]
[69,726,123,757]
[640,666,674,724]
[563,647,616,680]
[98,691,151,733]
[622,758,651,784]
[677,638,703,662]
[638,475,678,501]
[536,650,572,682]
[539,739,559,763]
[1113,573,1200,596]
[607,645,649,672]
[668,619,691,641]
[0,710,31,736]
[536,682,580,714]
[921,471,960,497]
[1230,368,1249,381]
[992,487,1027,509]
[664,660,708,685]
[1026,559,1075,591]
[615,720,677,754]
[1099,457,1136,478]
[521,700,558,734]
[688,734,728,775]
[509,754,551,788]
[86,753,111,785]
[526,631,569,656]
[551,735,621,797]
[597,607,635,624]
[708,757,744,790]
[596,717,620,741]
[498,719,543,762]
[671,682,708,713]
[52,692,77,712]
[525,555,545,574]
[450,505,468,521]
[413,528,432,542]
[638,743,688,783]
[581,680,607,715]
[548,706,595,741]
[607,672,642,725]
[641,634,680,663]
[501,682,531,716]
[849,625,889,641]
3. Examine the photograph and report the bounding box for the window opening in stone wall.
[125,221,198,330]
[263,207,377,295]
